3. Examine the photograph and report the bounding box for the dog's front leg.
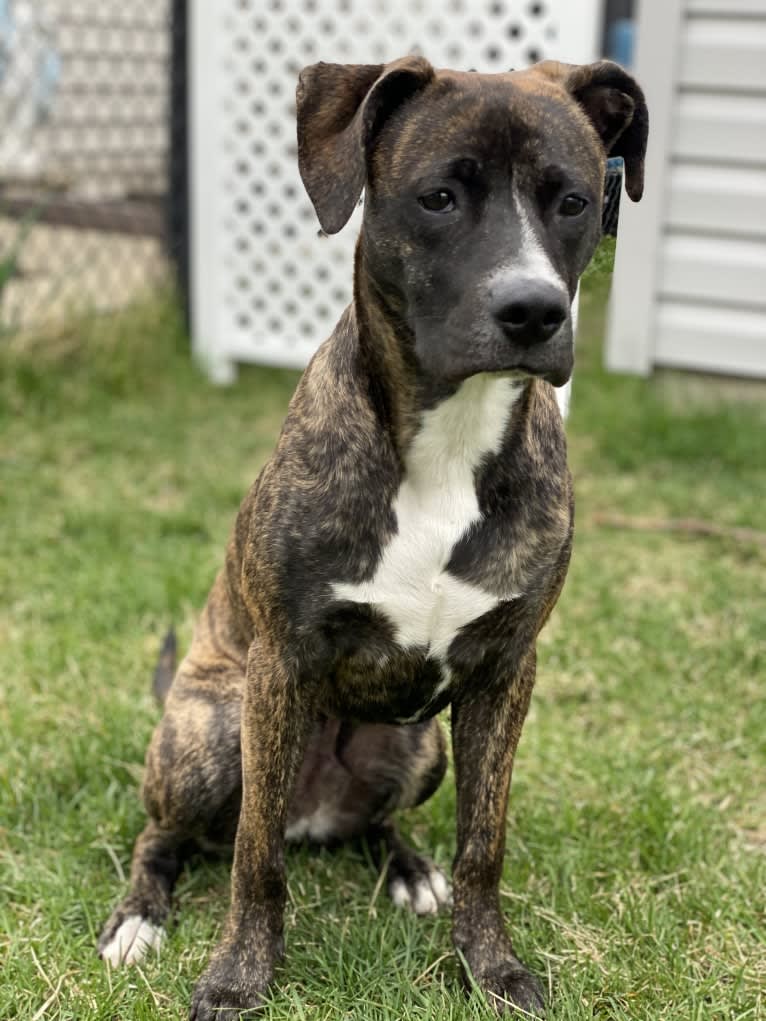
[452,649,545,1018]
[190,634,311,1021]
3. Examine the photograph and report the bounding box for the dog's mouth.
[444,360,573,391]
[508,330,574,388]
[518,363,573,388]
[410,313,574,388]
[496,343,574,388]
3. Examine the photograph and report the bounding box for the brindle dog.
[99,57,647,1017]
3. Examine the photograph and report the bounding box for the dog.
[98,56,647,1017]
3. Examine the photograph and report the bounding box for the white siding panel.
[605,0,686,374]
[686,0,766,13]
[655,301,766,376]
[660,234,766,307]
[680,17,766,91]
[609,0,766,379]
[674,93,766,165]
[667,164,766,237]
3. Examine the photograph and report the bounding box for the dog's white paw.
[389,867,452,916]
[100,914,164,966]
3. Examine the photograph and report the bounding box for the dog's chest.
[332,376,522,667]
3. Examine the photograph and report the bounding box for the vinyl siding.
[607,0,766,378]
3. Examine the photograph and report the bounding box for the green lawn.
[1,245,764,1020]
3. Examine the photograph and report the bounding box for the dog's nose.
[492,280,568,346]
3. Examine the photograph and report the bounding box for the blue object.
[607,17,635,68]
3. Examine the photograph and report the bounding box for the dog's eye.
[559,194,587,217]
[419,190,456,213]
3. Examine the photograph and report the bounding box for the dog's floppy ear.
[535,59,649,202]
[296,56,435,234]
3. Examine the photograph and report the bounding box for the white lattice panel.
[191,0,602,381]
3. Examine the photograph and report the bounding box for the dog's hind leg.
[98,683,243,966]
[98,820,189,965]
[283,717,451,914]
[365,819,452,916]
[99,576,246,966]
[336,718,453,915]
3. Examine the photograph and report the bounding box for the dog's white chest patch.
[333,375,522,665]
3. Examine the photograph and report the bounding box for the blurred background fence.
[0,0,188,335]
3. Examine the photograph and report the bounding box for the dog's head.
[297,57,648,387]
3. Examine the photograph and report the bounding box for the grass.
[1,244,765,1020]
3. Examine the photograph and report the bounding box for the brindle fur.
[99,57,647,1018]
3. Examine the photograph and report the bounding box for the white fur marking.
[284,817,309,843]
[101,915,163,967]
[304,804,338,842]
[413,878,438,915]
[554,284,578,421]
[389,868,452,915]
[511,182,568,293]
[428,868,452,906]
[285,804,341,844]
[390,877,411,908]
[333,375,522,671]
[555,378,572,419]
